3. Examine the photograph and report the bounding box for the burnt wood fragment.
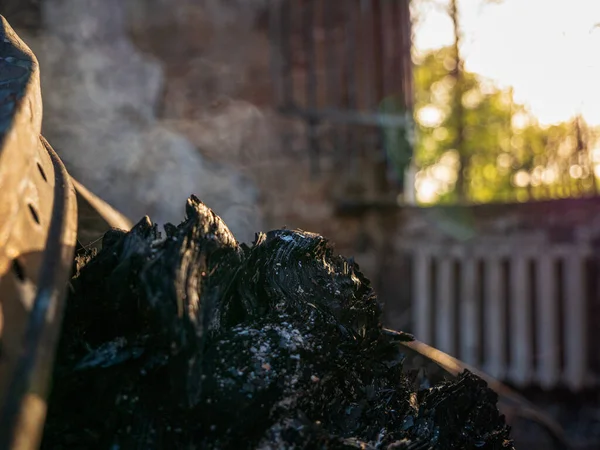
[41,196,514,449]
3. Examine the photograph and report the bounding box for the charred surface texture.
[41,196,513,450]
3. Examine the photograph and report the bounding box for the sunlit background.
[414,0,600,125]
[410,0,600,203]
[0,1,597,446]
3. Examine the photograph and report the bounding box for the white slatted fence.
[404,239,596,391]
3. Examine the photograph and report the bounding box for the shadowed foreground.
[41,196,513,449]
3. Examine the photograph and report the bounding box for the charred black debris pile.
[42,196,514,449]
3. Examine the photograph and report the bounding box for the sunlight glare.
[412,0,600,126]
[415,176,440,203]
[417,105,445,128]
[439,149,459,167]
[511,112,530,131]
[513,170,530,187]
[570,165,584,179]
[530,166,544,186]
[497,153,512,169]
[433,126,449,141]
[462,88,483,109]
[542,167,558,185]
[432,164,454,184]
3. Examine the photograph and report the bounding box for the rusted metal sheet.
[72,178,132,234]
[268,0,414,178]
[0,16,77,450]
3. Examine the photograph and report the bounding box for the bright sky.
[412,0,600,126]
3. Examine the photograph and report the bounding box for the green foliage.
[413,46,599,204]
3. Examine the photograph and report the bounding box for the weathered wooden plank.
[413,250,432,344]
[483,258,505,379]
[536,255,560,388]
[435,257,454,355]
[459,258,479,366]
[563,253,588,390]
[509,255,533,387]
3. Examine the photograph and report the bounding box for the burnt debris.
[41,195,514,449]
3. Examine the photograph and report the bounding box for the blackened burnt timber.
[41,196,514,449]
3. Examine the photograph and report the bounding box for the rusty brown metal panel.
[269,0,414,172]
[0,16,78,450]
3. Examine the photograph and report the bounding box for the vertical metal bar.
[303,0,320,175]
[536,255,560,388]
[371,0,384,103]
[381,0,404,184]
[360,0,380,162]
[324,0,338,109]
[280,0,294,107]
[398,0,413,110]
[413,251,432,344]
[398,0,406,100]
[323,0,341,162]
[509,255,533,387]
[390,0,402,97]
[564,252,588,390]
[344,0,359,169]
[400,0,415,196]
[483,257,505,379]
[360,0,374,112]
[371,0,388,170]
[268,0,284,105]
[460,258,479,365]
[435,257,455,355]
[405,0,414,109]
[378,0,391,99]
[344,1,358,111]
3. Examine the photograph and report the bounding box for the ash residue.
[41,196,514,449]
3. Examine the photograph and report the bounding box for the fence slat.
[408,238,594,391]
[459,258,479,366]
[509,255,533,386]
[564,254,588,390]
[483,258,505,379]
[413,251,432,344]
[435,257,454,355]
[537,256,560,388]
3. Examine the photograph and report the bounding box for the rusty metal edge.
[71,178,133,231]
[0,13,76,450]
[384,329,569,450]
[0,137,77,450]
[0,13,42,268]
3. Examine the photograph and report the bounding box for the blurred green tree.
[412,46,599,204]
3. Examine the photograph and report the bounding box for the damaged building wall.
[123,0,407,307]
[9,0,262,243]
[2,0,408,323]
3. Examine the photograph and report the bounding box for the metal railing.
[403,234,598,391]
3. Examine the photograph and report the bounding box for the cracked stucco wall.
[18,0,262,242]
